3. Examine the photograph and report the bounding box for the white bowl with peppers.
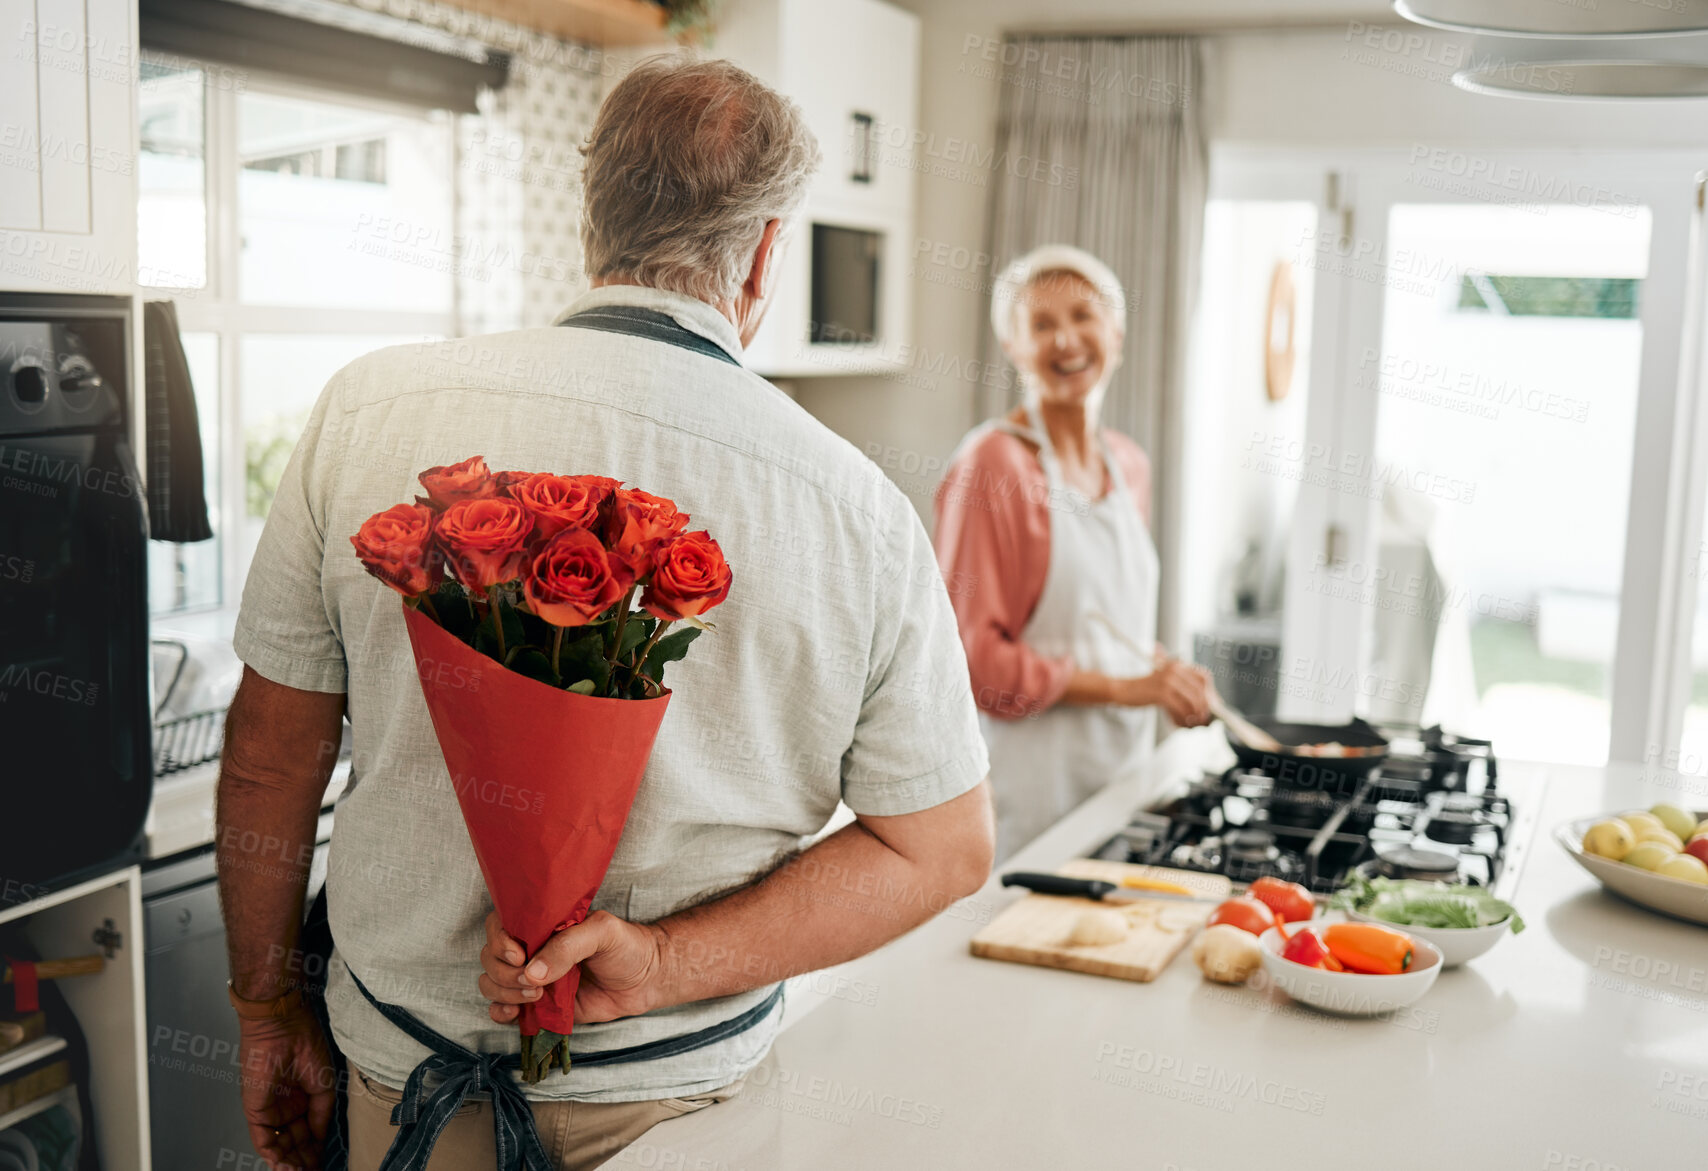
[1196,877,1443,1017]
[1257,921,1442,1016]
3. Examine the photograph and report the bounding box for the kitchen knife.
[1001,872,1223,905]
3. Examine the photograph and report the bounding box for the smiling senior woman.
[935,245,1211,861]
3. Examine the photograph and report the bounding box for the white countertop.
[146,759,350,860]
[617,729,1708,1171]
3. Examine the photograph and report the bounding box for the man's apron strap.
[557,305,741,367]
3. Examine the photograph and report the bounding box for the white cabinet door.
[37,0,94,234]
[781,0,917,216]
[0,0,44,230]
[0,0,136,294]
[711,0,920,376]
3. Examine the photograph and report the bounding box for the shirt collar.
[555,285,744,364]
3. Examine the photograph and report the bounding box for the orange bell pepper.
[1322,922,1414,974]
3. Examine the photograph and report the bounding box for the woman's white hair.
[580,54,821,304]
[990,244,1128,347]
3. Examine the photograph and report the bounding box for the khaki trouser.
[346,1065,743,1171]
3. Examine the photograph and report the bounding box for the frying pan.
[1078,612,1390,790]
[1227,716,1389,795]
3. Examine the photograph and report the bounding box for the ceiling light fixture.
[1395,0,1708,39]
[1393,0,1708,98]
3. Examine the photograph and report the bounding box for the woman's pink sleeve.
[933,436,1075,720]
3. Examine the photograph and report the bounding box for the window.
[140,61,456,617]
[1193,147,1703,768]
[1368,203,1650,765]
[139,62,208,289]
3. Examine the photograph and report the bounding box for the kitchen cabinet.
[713,0,919,377]
[0,869,150,1169]
[0,0,138,295]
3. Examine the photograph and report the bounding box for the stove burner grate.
[1372,843,1461,880]
[1091,726,1517,894]
[1422,809,1485,846]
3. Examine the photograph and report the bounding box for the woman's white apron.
[981,402,1160,862]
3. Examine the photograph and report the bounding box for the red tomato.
[1248,877,1315,923]
[1207,897,1275,936]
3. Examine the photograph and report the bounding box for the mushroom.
[1066,908,1131,947]
[1192,924,1264,984]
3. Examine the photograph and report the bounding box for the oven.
[0,294,152,898]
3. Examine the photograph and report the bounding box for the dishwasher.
[142,808,333,1171]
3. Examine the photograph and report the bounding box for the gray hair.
[990,244,1128,348]
[580,54,821,304]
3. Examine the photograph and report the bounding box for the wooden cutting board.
[970,861,1232,983]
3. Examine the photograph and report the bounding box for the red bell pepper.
[1272,908,1344,971]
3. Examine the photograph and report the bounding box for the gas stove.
[1088,725,1540,899]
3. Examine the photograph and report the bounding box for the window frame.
[141,56,459,616]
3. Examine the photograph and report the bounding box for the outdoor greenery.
[1457,275,1640,319]
[1468,617,1605,699]
[245,411,310,518]
[1470,615,1708,704]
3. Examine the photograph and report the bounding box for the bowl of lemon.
[1558,804,1708,926]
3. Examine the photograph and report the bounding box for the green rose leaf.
[641,627,700,686]
[618,614,656,660]
[432,582,479,644]
[505,646,559,688]
[557,632,611,693]
[474,598,529,663]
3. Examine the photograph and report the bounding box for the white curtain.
[979,35,1208,649]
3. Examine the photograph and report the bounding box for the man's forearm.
[216,671,344,1002]
[644,797,990,1010]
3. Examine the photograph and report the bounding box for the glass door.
[1297,151,1700,765]
[1184,152,1348,721]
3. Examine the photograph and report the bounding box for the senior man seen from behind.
[216,54,994,1171]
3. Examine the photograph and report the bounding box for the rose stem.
[417,593,440,622]
[486,585,507,659]
[551,625,565,678]
[605,584,639,693]
[629,620,672,688]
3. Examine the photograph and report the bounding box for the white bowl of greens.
[1331,877,1524,968]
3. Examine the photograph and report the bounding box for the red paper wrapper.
[403,603,669,1037]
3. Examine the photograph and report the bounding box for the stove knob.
[11,362,48,405]
[58,355,104,398]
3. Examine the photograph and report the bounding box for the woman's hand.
[1115,658,1211,727]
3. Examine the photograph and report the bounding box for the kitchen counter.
[618,729,1708,1171]
[146,758,350,860]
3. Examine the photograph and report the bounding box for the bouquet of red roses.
[351,456,731,1081]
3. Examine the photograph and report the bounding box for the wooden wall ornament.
[1264,261,1297,403]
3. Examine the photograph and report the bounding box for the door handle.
[1324,524,1347,567]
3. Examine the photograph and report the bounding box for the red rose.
[605,488,688,576]
[418,455,498,509]
[351,503,442,595]
[436,497,534,590]
[494,469,536,497]
[512,473,621,540]
[524,529,631,627]
[643,531,732,620]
